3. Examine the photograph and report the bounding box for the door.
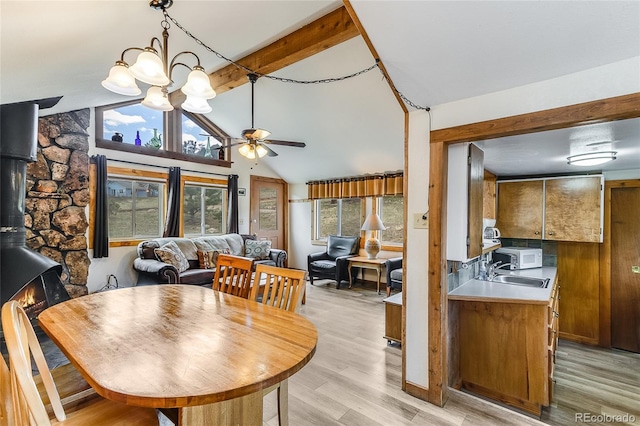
[250,176,286,250]
[611,186,640,353]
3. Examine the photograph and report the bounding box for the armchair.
[308,235,360,289]
[385,257,403,297]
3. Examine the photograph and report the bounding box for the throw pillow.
[245,239,272,260]
[197,248,231,269]
[154,241,189,273]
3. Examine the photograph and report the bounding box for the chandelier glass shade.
[101,3,216,114]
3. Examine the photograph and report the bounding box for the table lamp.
[361,213,386,259]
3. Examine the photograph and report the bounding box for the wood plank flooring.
[262,280,548,426]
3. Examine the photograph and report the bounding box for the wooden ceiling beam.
[170,6,359,106]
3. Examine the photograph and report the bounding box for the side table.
[347,256,389,294]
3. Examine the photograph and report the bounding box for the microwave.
[494,247,542,270]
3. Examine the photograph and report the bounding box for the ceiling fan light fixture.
[238,143,255,159]
[255,144,268,158]
[567,151,617,166]
[181,95,212,114]
[101,61,141,96]
[142,86,174,111]
[129,48,171,86]
[181,66,216,99]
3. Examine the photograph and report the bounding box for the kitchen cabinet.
[496,176,603,243]
[454,276,559,416]
[447,142,484,261]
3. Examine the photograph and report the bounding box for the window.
[379,195,404,244]
[102,102,164,148]
[182,114,223,159]
[315,198,363,240]
[95,101,231,167]
[107,178,164,239]
[183,184,227,236]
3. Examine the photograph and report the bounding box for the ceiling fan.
[230,73,306,159]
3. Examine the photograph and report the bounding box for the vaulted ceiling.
[2,1,639,183]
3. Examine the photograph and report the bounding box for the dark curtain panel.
[227,174,239,234]
[92,155,109,258]
[163,167,181,237]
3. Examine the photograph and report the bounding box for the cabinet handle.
[553,311,559,318]
[548,231,554,236]
[534,231,540,235]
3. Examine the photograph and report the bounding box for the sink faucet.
[487,261,515,280]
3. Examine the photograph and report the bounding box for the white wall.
[405,111,431,388]
[84,108,282,293]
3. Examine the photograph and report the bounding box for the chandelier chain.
[165,11,430,111]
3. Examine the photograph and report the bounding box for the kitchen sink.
[489,275,550,288]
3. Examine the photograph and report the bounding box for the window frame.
[95,99,232,168]
[376,194,404,248]
[311,198,365,244]
[181,179,228,237]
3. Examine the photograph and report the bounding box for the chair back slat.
[2,301,67,425]
[0,352,13,426]
[250,265,307,313]
[212,254,254,299]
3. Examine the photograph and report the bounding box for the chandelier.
[101,0,216,114]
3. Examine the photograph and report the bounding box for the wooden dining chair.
[212,253,254,298]
[1,300,159,425]
[249,264,307,426]
[0,353,13,426]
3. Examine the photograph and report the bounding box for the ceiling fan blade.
[228,139,248,148]
[252,128,271,140]
[259,143,278,157]
[263,139,306,148]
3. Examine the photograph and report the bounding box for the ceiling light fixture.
[101,0,216,114]
[567,151,617,166]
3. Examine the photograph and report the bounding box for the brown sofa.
[133,233,287,286]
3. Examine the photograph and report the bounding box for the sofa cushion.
[390,269,403,282]
[179,268,215,285]
[197,248,231,269]
[245,239,271,260]
[154,241,190,273]
[310,259,338,270]
[193,234,244,256]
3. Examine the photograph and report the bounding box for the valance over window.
[307,171,403,200]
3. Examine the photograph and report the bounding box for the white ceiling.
[1,1,639,183]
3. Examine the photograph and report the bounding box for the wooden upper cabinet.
[545,177,602,242]
[496,176,603,243]
[496,180,544,239]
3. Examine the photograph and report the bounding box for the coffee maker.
[483,218,501,244]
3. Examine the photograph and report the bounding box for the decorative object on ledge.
[567,151,616,166]
[111,132,123,142]
[361,213,386,259]
[101,0,216,114]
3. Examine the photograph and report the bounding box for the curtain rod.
[100,157,231,178]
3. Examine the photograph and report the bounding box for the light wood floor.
[263,280,640,426]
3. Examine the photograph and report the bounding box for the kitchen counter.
[448,266,557,304]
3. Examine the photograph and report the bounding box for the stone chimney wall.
[25,109,90,298]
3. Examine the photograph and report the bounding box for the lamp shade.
[361,213,386,231]
[101,62,141,96]
[181,67,216,99]
[181,95,212,114]
[255,144,268,158]
[129,48,171,86]
[141,86,174,111]
[238,144,255,159]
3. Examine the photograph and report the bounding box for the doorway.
[611,185,640,353]
[250,175,287,252]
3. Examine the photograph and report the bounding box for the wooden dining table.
[38,284,318,426]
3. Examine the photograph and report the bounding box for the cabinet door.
[544,177,602,242]
[496,180,543,239]
[468,144,484,259]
